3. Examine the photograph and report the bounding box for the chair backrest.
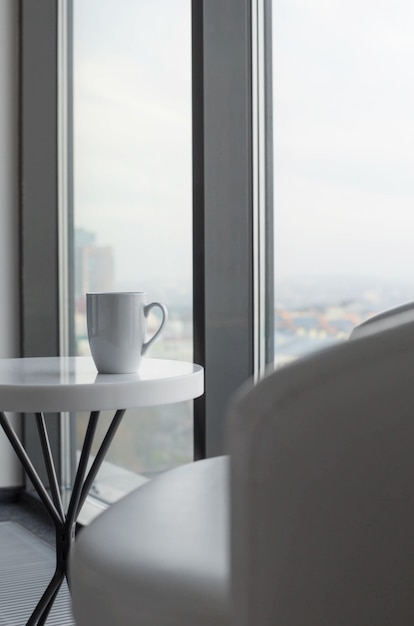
[227,317,414,626]
[350,300,414,339]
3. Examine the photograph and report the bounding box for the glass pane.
[72,0,192,500]
[273,0,414,367]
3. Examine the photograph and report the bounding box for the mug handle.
[142,302,168,355]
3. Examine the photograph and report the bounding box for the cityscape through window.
[273,0,414,367]
[72,0,193,500]
[71,0,414,502]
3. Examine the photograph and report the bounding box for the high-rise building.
[75,228,114,302]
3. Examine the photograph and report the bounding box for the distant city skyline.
[73,0,414,294]
[70,0,414,492]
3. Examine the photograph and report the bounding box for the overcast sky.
[73,0,192,295]
[274,0,414,282]
[74,0,414,296]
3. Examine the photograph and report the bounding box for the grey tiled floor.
[0,493,76,625]
[0,492,55,545]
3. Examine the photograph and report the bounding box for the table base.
[0,408,126,626]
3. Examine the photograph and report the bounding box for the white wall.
[0,1,23,488]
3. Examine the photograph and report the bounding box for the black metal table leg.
[0,412,62,527]
[77,409,126,515]
[35,412,65,520]
[26,569,65,626]
[36,584,62,626]
[65,411,100,532]
[0,408,127,625]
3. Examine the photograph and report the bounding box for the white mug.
[86,292,168,374]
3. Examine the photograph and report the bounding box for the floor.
[0,493,76,625]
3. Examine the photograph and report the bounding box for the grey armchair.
[229,313,414,625]
[350,300,414,339]
[70,314,414,625]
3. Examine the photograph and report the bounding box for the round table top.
[0,356,204,413]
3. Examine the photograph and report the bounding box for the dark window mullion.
[193,0,255,458]
[20,0,61,484]
[192,0,206,460]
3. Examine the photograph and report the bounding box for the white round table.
[0,356,204,626]
[0,355,203,412]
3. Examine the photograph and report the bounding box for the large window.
[20,0,268,506]
[72,0,193,498]
[18,0,414,515]
[273,0,414,366]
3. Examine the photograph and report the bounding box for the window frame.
[19,0,273,485]
[193,0,255,458]
[20,0,63,485]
